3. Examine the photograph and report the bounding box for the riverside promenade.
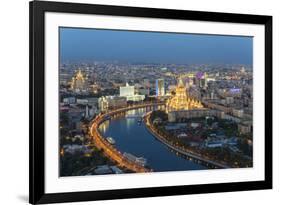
[144,112,230,169]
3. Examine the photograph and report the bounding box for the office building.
[156,79,165,96]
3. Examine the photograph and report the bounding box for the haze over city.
[60,28,253,65]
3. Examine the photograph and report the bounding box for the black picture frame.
[29,0,272,204]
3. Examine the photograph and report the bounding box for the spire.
[166,75,203,112]
[178,77,184,88]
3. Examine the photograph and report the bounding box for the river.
[98,107,206,172]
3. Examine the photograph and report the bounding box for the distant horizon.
[60,59,253,67]
[60,27,253,66]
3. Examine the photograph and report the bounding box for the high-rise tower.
[156,79,165,96]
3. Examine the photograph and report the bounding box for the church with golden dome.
[166,77,203,112]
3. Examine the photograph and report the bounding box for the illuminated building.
[226,96,234,105]
[76,99,88,105]
[199,72,208,88]
[63,97,76,104]
[126,95,145,102]
[120,83,134,96]
[119,83,145,102]
[199,78,206,88]
[196,71,204,80]
[138,87,150,96]
[167,109,224,123]
[143,79,150,88]
[91,83,100,94]
[166,77,203,113]
[70,69,87,93]
[156,79,165,96]
[98,96,127,112]
[238,121,252,134]
[241,66,246,74]
[218,88,242,98]
[232,108,244,118]
[98,97,108,112]
[59,73,70,86]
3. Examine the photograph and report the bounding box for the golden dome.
[166,77,203,112]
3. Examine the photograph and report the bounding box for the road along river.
[98,107,207,172]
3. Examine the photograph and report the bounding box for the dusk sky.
[60,27,253,65]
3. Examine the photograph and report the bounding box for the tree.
[150,110,168,122]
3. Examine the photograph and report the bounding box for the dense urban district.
[59,61,253,176]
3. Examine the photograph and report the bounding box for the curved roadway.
[90,102,165,173]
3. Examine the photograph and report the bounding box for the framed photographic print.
[29,0,272,204]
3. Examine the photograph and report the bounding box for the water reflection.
[99,120,109,133]
[99,108,207,172]
[126,118,135,130]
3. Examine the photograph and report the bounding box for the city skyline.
[60,28,253,65]
[59,28,253,176]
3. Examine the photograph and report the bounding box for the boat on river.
[106,137,116,145]
[123,152,147,167]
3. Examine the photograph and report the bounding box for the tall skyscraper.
[156,79,165,96]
